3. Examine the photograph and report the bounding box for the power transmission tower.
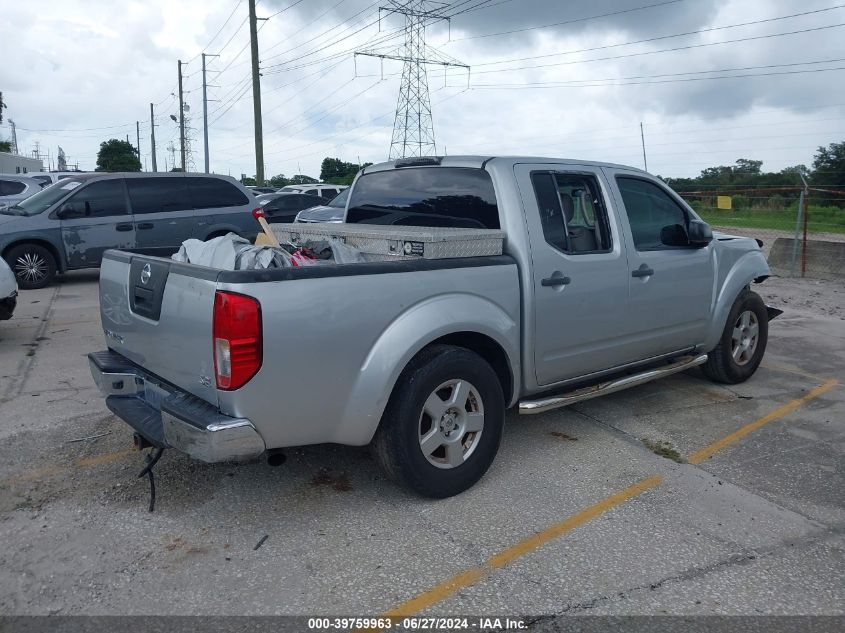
[248,0,267,185]
[177,59,186,171]
[202,52,220,173]
[356,0,468,159]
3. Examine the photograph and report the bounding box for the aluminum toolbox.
[271,224,505,260]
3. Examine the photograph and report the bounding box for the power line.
[453,22,845,77]
[467,3,845,69]
[450,0,685,41]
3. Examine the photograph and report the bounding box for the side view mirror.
[56,203,81,219]
[659,223,689,247]
[688,219,713,247]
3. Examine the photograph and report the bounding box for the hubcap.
[14,252,47,284]
[731,309,759,366]
[418,379,484,469]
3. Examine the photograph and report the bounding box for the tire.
[702,289,768,384]
[372,344,505,498]
[5,243,57,290]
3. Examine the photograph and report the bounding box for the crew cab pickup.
[89,156,777,498]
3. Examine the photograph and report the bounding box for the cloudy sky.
[2,0,845,179]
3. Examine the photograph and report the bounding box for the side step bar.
[519,354,708,415]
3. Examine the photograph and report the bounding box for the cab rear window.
[346,167,499,229]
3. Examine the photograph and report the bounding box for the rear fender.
[333,293,520,445]
[703,249,770,351]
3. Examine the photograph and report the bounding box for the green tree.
[0,140,11,153]
[269,174,290,188]
[240,175,257,186]
[811,141,845,188]
[319,157,371,185]
[289,174,318,185]
[96,139,141,172]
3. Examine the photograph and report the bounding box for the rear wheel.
[702,289,768,384]
[5,243,57,290]
[372,344,505,498]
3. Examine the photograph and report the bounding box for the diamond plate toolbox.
[272,224,505,260]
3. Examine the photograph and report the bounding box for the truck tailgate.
[98,250,219,406]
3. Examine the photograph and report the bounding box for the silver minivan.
[0,172,259,289]
[0,175,42,210]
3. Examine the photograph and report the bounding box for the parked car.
[0,256,17,320]
[0,175,41,211]
[279,183,347,200]
[24,171,90,188]
[247,186,277,194]
[255,192,325,223]
[294,188,349,223]
[89,155,778,498]
[0,172,258,289]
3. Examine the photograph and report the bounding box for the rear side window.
[321,188,338,198]
[346,167,499,229]
[64,180,128,218]
[187,177,249,209]
[0,179,26,195]
[616,177,688,251]
[127,178,191,214]
[530,172,612,254]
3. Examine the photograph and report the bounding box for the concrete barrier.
[768,237,845,279]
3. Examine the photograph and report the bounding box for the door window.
[321,188,338,198]
[530,172,611,254]
[64,180,128,218]
[126,178,191,214]
[305,189,318,196]
[186,177,249,208]
[616,177,688,251]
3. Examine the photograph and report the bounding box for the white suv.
[0,257,17,320]
[279,183,347,199]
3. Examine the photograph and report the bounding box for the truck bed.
[96,248,521,451]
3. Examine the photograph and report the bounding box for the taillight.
[213,291,262,390]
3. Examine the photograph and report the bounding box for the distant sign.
[717,195,732,210]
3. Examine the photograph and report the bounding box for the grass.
[692,203,845,235]
[643,439,685,463]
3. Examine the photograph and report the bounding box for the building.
[0,152,43,175]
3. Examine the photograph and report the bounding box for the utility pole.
[248,0,265,185]
[640,122,648,172]
[136,121,141,167]
[178,59,186,171]
[149,103,157,172]
[9,120,18,154]
[202,53,220,173]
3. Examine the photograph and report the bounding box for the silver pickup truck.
[89,156,777,498]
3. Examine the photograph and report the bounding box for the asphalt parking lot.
[0,271,843,619]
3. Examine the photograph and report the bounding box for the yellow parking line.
[687,379,838,465]
[377,377,837,618]
[382,475,663,617]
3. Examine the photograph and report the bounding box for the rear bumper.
[88,350,266,462]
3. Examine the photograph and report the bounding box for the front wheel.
[372,344,505,498]
[702,289,769,384]
[5,243,57,290]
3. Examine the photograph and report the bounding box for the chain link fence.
[679,188,845,279]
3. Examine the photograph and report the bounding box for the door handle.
[631,265,654,278]
[137,222,154,230]
[541,275,571,287]
[115,223,133,232]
